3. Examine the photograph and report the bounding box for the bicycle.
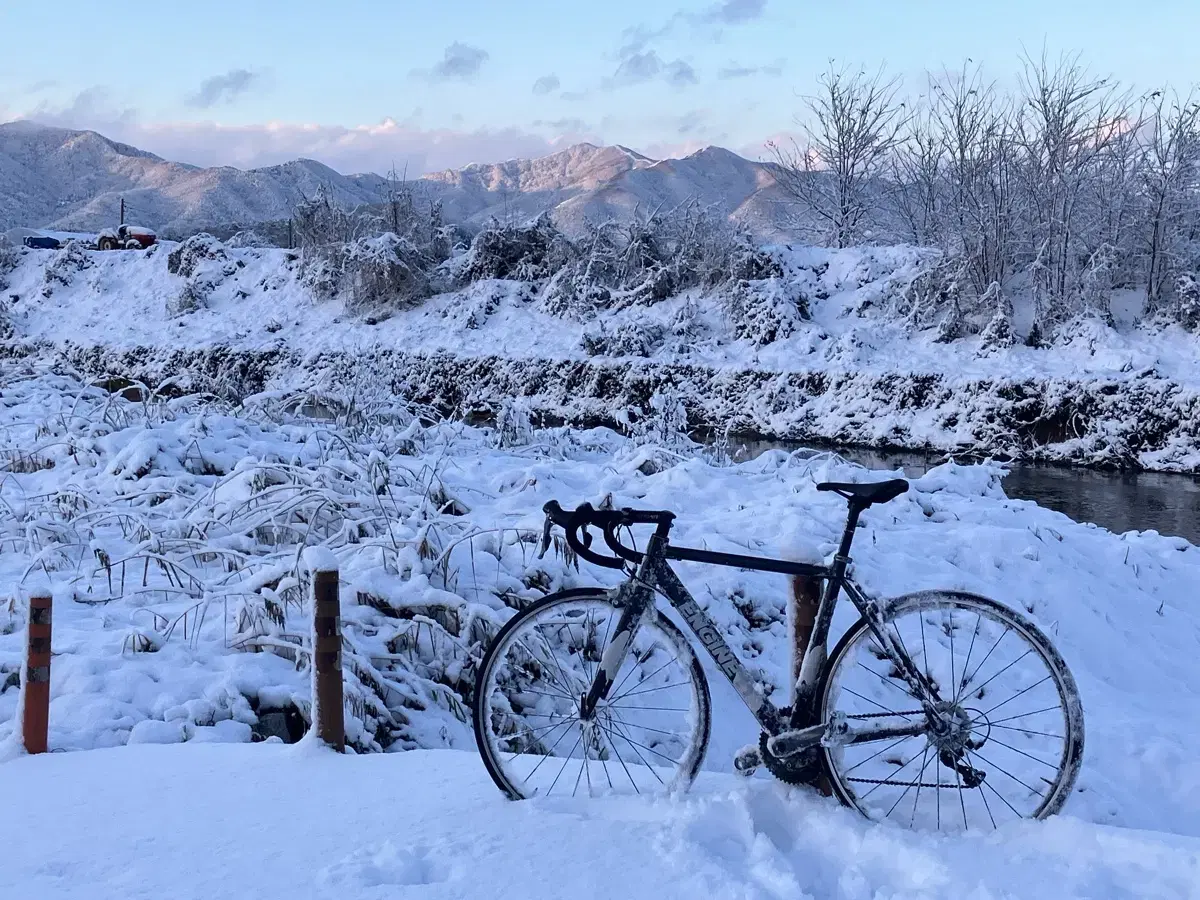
[472,479,1084,831]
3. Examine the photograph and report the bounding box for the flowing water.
[727,439,1200,546]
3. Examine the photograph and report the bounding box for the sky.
[3,0,1200,176]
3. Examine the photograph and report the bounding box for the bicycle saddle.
[816,479,909,506]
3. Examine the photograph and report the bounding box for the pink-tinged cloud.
[124,119,600,174]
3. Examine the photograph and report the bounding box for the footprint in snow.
[318,840,458,893]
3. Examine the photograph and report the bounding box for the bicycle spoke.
[908,743,933,827]
[974,674,1052,722]
[547,732,584,795]
[885,743,931,820]
[957,625,1011,698]
[610,678,691,703]
[844,733,918,774]
[970,749,1046,799]
[985,735,1062,770]
[856,661,919,700]
[963,648,1034,704]
[954,612,982,705]
[986,704,1062,727]
[989,723,1064,740]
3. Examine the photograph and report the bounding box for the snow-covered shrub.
[580,320,666,357]
[456,215,572,284]
[167,234,242,316]
[339,233,432,315]
[226,230,271,249]
[0,236,17,292]
[1173,273,1200,331]
[976,284,1015,354]
[494,398,535,447]
[41,240,92,296]
[897,252,970,334]
[167,233,230,279]
[724,278,810,345]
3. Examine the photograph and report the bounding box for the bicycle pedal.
[733,744,761,776]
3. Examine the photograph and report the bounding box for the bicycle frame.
[580,525,938,747]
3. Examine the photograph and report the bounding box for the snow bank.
[6,239,1200,470]
[3,745,1198,899]
[0,364,1198,839]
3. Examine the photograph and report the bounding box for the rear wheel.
[98,236,117,251]
[474,588,711,800]
[819,591,1083,831]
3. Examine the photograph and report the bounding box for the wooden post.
[789,574,820,704]
[22,591,52,754]
[311,564,345,752]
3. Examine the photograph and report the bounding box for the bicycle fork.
[579,576,657,721]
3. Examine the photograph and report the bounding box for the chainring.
[758,729,824,786]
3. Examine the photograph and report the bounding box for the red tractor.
[96,225,157,251]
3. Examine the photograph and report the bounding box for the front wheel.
[819,591,1084,831]
[473,587,711,800]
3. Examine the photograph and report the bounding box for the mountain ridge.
[0,120,793,239]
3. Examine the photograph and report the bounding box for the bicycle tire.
[473,587,712,800]
[818,590,1084,829]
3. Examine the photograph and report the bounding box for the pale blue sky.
[2,0,1197,174]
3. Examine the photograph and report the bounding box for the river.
[728,440,1200,546]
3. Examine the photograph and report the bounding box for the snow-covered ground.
[6,240,1200,384]
[0,361,1198,856]
[4,743,1198,900]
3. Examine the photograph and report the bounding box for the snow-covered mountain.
[0,120,390,234]
[0,121,792,238]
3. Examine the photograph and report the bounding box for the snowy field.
[3,744,1198,900]
[0,361,1198,897]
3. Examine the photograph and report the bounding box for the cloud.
[620,0,767,54]
[28,87,138,131]
[532,74,561,95]
[696,0,767,25]
[717,58,785,79]
[665,60,698,87]
[11,107,600,176]
[605,50,696,90]
[187,69,261,108]
[413,42,489,81]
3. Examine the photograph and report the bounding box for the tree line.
[769,52,1200,338]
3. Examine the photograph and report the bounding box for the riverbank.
[10,340,1200,473]
[6,239,1200,472]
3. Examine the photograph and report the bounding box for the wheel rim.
[821,593,1081,831]
[477,594,709,799]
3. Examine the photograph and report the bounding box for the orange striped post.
[22,591,52,754]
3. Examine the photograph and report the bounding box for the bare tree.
[1140,89,1200,315]
[888,105,943,246]
[1015,52,1133,328]
[769,64,907,248]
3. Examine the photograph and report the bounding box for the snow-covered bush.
[724,278,810,345]
[580,320,666,357]
[167,234,242,316]
[167,233,230,279]
[339,233,433,315]
[41,240,93,296]
[456,215,572,285]
[1173,273,1200,331]
[226,230,271,249]
[0,236,17,292]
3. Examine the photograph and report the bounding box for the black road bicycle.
[472,479,1084,831]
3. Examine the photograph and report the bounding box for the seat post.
[836,502,865,558]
